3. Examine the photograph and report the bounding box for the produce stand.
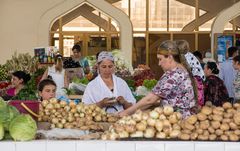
[0,140,240,151]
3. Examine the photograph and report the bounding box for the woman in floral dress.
[204,62,229,106]
[232,55,240,102]
[119,40,197,119]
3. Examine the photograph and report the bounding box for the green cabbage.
[9,114,37,141]
[0,122,4,140]
[0,104,19,130]
[0,97,6,109]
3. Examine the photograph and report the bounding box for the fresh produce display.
[179,102,240,141]
[133,65,155,87]
[9,114,37,141]
[4,52,38,74]
[101,106,182,140]
[143,79,158,90]
[0,65,10,81]
[111,49,133,78]
[38,98,119,131]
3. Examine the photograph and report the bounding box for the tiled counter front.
[0,140,240,151]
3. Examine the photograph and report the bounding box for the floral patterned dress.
[233,71,240,101]
[204,75,229,106]
[152,67,196,118]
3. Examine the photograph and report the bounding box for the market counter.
[1,140,240,151]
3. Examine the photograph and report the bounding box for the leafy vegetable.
[143,79,158,90]
[72,76,89,85]
[125,79,136,91]
[0,122,4,140]
[0,99,19,130]
[9,114,37,141]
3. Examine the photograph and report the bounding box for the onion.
[60,100,67,107]
[64,106,71,112]
[163,106,174,116]
[118,131,129,138]
[144,128,156,138]
[94,115,102,122]
[56,123,63,128]
[79,112,85,118]
[155,120,163,132]
[61,119,66,124]
[126,119,136,125]
[170,130,181,138]
[109,132,119,140]
[69,101,76,108]
[132,110,142,122]
[125,125,136,133]
[147,118,156,127]
[46,103,54,110]
[149,110,159,119]
[154,107,163,114]
[130,131,143,138]
[70,108,77,113]
[136,122,147,131]
[156,132,166,139]
[51,118,58,124]
[42,100,49,107]
[142,112,149,120]
[169,114,178,124]
[159,114,167,120]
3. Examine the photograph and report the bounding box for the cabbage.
[9,114,37,141]
[0,97,6,109]
[0,122,4,140]
[0,104,19,130]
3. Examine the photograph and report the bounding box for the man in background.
[219,46,238,103]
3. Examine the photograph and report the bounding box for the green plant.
[4,52,38,74]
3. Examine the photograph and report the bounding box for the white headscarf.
[97,51,114,63]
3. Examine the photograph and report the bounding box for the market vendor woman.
[3,71,31,100]
[82,51,136,113]
[119,40,197,118]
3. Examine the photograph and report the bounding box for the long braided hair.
[175,40,199,104]
[157,40,198,105]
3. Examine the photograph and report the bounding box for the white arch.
[37,0,133,63]
[211,1,240,56]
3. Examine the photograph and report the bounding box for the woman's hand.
[96,97,116,108]
[118,110,128,117]
[116,96,125,105]
[116,96,133,109]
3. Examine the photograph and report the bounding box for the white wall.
[0,0,133,65]
[0,0,64,64]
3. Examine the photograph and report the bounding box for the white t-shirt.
[82,74,136,113]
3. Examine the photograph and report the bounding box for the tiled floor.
[0,140,240,151]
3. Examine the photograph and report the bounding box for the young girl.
[38,79,57,100]
[41,53,68,98]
